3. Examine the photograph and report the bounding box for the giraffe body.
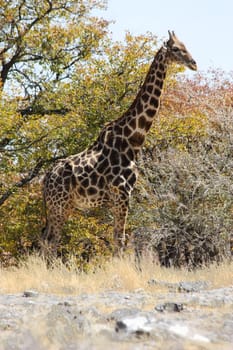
[42,31,197,254]
[43,118,138,251]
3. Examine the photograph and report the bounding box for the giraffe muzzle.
[188,59,197,71]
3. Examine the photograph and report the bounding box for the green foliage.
[60,211,113,270]
[0,184,42,262]
[148,112,207,150]
[0,0,108,94]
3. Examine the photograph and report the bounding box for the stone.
[108,308,140,321]
[155,302,184,312]
[178,281,209,293]
[23,290,39,298]
[115,314,152,336]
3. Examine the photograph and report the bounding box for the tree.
[0,0,109,205]
[0,2,162,263]
[0,0,108,97]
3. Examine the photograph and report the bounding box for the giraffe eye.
[173,47,179,52]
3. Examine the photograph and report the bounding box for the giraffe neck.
[116,46,168,150]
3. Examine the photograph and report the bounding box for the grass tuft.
[0,254,232,295]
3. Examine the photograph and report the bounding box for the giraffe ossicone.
[42,31,197,256]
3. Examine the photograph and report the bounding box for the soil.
[0,283,232,349]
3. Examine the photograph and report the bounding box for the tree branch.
[19,106,70,116]
[0,156,63,206]
[0,159,45,206]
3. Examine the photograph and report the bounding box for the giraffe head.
[165,30,197,71]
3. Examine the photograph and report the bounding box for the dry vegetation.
[1,254,232,295]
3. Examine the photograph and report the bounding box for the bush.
[134,110,233,268]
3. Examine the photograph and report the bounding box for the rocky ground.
[0,281,232,350]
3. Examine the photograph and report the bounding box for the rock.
[115,314,153,337]
[155,302,184,312]
[58,300,73,306]
[148,278,176,289]
[169,323,210,343]
[108,308,141,321]
[178,281,209,292]
[148,279,210,293]
[23,290,39,298]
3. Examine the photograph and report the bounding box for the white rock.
[169,324,189,337]
[191,334,210,343]
[169,323,210,343]
[119,315,152,333]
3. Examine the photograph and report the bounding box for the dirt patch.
[0,285,232,349]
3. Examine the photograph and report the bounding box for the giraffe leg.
[42,216,61,252]
[111,202,129,255]
[41,210,68,259]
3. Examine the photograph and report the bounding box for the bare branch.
[0,155,64,206]
[0,159,45,206]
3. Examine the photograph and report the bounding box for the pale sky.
[100,0,233,73]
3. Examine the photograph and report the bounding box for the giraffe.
[42,31,197,256]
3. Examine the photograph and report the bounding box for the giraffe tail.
[41,184,48,237]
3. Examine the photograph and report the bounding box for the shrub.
[134,110,233,268]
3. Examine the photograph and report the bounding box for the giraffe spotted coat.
[42,31,197,254]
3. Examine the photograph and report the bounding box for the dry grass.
[0,254,232,295]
